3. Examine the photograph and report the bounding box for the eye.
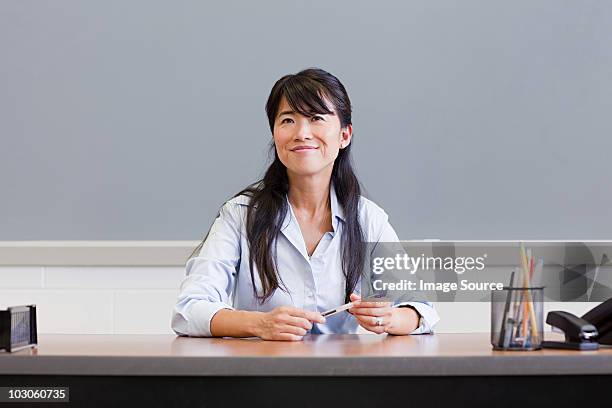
[281,118,294,124]
[312,115,324,121]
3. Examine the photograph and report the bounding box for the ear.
[339,124,353,149]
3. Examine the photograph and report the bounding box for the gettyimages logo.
[363,242,612,302]
[372,253,487,275]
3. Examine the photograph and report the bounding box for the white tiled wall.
[0,267,43,288]
[0,266,602,334]
[0,266,184,334]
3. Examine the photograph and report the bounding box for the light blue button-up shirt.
[171,186,440,337]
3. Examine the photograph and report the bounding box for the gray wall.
[1,0,611,240]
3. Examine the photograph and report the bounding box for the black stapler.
[542,311,599,350]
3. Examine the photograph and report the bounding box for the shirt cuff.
[186,301,234,337]
[394,301,440,334]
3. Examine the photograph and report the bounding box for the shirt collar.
[329,183,345,232]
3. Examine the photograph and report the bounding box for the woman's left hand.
[348,293,395,334]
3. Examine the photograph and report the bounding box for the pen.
[321,295,391,318]
[321,301,355,317]
[498,270,515,348]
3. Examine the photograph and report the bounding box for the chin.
[289,168,323,177]
[287,164,333,178]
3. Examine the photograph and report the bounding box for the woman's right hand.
[254,306,325,341]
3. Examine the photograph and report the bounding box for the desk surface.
[1,333,611,376]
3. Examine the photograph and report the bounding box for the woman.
[172,68,439,340]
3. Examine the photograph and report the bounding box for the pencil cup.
[491,287,544,351]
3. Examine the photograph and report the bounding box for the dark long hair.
[193,68,365,304]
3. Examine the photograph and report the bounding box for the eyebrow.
[276,110,335,119]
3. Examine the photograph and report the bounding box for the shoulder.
[225,194,252,208]
[219,194,252,220]
[208,195,252,231]
[357,196,391,241]
[358,195,389,221]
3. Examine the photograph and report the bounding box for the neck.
[287,170,332,218]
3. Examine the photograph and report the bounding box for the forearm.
[209,309,263,338]
[386,307,419,335]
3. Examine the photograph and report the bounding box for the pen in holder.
[491,244,545,350]
[491,286,544,350]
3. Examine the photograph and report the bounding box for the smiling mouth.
[291,146,318,151]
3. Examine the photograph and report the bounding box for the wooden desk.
[1,333,611,407]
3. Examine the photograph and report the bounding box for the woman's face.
[273,97,352,179]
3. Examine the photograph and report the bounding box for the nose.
[294,119,313,141]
